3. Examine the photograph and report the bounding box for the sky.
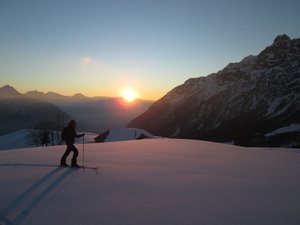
[0,0,300,100]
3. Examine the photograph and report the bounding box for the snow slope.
[104,127,154,142]
[95,127,156,143]
[0,139,300,225]
[0,130,98,151]
[0,130,34,151]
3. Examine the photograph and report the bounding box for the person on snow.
[60,120,85,168]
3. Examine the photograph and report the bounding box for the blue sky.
[0,0,300,100]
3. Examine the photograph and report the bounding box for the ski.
[79,165,99,174]
[59,165,99,171]
[80,165,99,172]
[80,165,98,169]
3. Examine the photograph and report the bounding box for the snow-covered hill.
[0,130,98,151]
[0,130,34,151]
[94,127,156,142]
[128,34,300,147]
[1,139,299,225]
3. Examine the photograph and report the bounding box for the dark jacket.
[65,125,82,145]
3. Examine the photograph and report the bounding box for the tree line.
[26,113,68,147]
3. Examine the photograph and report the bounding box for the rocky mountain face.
[0,85,70,135]
[128,35,300,147]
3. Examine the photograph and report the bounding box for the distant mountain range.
[0,85,153,135]
[0,85,70,135]
[128,34,300,148]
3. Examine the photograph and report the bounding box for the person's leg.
[71,145,79,167]
[60,145,72,166]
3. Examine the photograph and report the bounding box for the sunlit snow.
[1,139,300,225]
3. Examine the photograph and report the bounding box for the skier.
[60,120,85,168]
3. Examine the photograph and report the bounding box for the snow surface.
[266,94,293,117]
[265,123,300,137]
[0,130,34,151]
[1,139,300,225]
[0,130,98,151]
[103,127,155,142]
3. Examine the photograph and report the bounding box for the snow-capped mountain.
[128,35,300,147]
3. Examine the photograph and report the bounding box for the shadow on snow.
[0,166,75,225]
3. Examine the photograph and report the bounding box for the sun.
[120,87,138,102]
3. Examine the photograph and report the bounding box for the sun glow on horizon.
[120,87,139,102]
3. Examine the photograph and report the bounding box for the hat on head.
[68,120,76,126]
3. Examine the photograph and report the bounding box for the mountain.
[1,139,300,225]
[0,86,70,135]
[72,93,88,99]
[0,85,21,98]
[25,90,70,102]
[24,90,153,133]
[128,34,300,147]
[59,98,153,133]
[25,90,94,102]
[1,86,153,134]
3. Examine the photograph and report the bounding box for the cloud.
[79,56,111,76]
[79,56,98,66]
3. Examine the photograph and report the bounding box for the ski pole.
[82,134,85,166]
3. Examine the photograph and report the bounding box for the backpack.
[61,126,70,142]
